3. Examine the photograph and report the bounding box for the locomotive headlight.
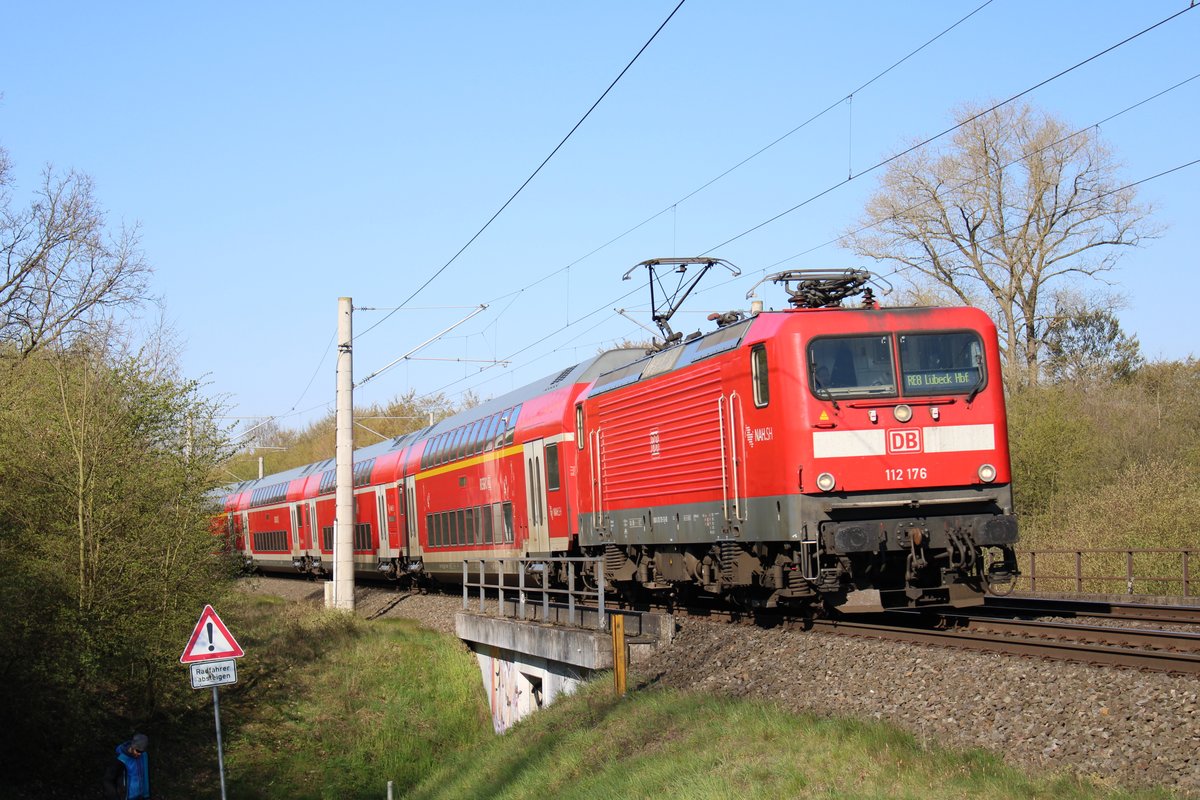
[816,472,837,492]
[893,404,913,423]
[978,463,997,483]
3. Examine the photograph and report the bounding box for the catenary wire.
[682,69,1200,298]
[417,154,1199,407]
[356,0,689,341]
[256,4,1193,428]
[351,0,1005,403]
[466,0,1000,312]
[700,3,1196,254]
[421,9,1198,403]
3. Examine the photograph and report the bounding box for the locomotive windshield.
[808,335,897,397]
[807,330,986,399]
[897,331,984,396]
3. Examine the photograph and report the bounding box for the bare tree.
[845,102,1157,385]
[1,148,152,355]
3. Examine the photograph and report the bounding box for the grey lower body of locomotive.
[579,485,1019,612]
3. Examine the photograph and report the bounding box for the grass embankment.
[212,595,488,798]
[204,596,1173,800]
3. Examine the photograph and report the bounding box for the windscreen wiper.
[811,372,840,411]
[965,364,986,405]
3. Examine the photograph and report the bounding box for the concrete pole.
[333,297,355,611]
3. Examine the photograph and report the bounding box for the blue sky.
[2,2,1196,434]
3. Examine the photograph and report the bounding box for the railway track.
[670,596,1200,675]
[856,611,1200,675]
[982,595,1200,625]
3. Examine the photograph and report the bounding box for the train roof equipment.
[622,257,740,349]
[746,268,892,309]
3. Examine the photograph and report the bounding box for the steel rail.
[984,596,1200,626]
[886,610,1200,653]
[807,617,1200,674]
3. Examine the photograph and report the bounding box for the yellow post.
[612,612,627,696]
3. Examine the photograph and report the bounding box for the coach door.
[375,487,391,559]
[719,392,748,523]
[405,479,419,558]
[523,439,550,555]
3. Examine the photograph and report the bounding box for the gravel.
[244,576,1200,796]
[241,575,461,635]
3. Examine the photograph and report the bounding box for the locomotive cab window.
[751,344,769,407]
[898,331,985,396]
[808,335,896,398]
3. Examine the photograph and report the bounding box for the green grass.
[215,595,489,800]
[406,679,1175,800]
[164,595,1177,800]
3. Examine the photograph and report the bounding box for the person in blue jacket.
[102,733,150,799]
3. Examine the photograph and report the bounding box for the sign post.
[181,605,245,800]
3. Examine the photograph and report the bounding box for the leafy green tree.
[0,338,236,781]
[1005,383,1097,520]
[1043,304,1143,383]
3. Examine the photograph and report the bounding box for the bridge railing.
[1017,548,1195,597]
[462,557,607,630]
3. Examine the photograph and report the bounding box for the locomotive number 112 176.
[885,467,927,481]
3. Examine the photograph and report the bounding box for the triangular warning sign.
[180,605,245,663]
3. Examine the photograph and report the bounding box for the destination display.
[902,367,979,394]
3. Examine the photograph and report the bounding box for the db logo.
[888,429,922,454]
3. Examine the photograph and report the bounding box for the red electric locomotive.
[574,266,1018,612]
[217,263,1018,613]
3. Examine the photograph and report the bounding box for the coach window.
[469,419,487,454]
[492,409,510,450]
[502,501,514,543]
[482,505,494,544]
[504,404,522,446]
[459,422,476,459]
[471,419,487,454]
[545,443,561,492]
[751,344,769,407]
[575,404,585,449]
[481,413,501,452]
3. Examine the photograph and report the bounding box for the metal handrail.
[462,557,607,630]
[1019,548,1195,597]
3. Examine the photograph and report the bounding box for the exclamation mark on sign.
[207,621,215,651]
